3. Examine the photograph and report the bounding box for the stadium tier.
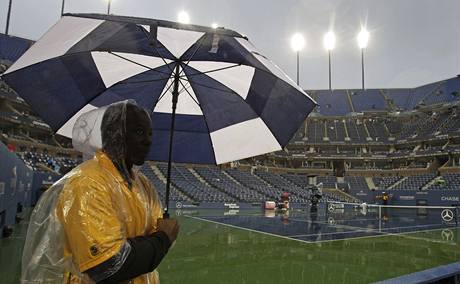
[0,33,33,65]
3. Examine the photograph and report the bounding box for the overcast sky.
[1,0,459,89]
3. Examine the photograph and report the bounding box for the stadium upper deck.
[310,76,460,115]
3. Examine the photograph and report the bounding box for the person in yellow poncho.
[21,101,179,283]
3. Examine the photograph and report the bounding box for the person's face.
[125,105,153,166]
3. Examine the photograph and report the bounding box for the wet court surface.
[1,206,460,283]
[191,204,458,243]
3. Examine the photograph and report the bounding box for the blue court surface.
[187,204,459,243]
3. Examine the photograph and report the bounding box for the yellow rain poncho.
[22,101,165,283]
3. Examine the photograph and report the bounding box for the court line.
[287,223,446,238]
[187,215,458,245]
[307,217,458,244]
[184,215,313,244]
[188,215,393,243]
[279,216,456,245]
[287,229,378,238]
[379,227,459,245]
[311,224,458,244]
[211,215,455,240]
[288,216,450,232]
[294,227,459,244]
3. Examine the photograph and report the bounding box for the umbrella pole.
[164,64,180,218]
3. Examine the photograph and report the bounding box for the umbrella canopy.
[3,13,316,165]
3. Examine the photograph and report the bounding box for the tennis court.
[189,202,459,243]
[1,204,460,283]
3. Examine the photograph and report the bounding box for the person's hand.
[157,218,179,243]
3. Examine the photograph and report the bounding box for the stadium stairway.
[382,121,392,138]
[222,170,243,186]
[346,90,356,112]
[343,120,351,141]
[362,121,373,141]
[188,167,211,186]
[323,122,329,142]
[251,170,272,187]
[324,188,360,203]
[150,163,167,183]
[388,176,407,189]
[145,164,193,202]
[52,136,63,148]
[421,176,441,190]
[365,177,376,190]
[379,89,394,110]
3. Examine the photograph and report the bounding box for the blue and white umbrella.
[2,14,316,213]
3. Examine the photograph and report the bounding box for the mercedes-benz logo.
[328,204,335,212]
[441,209,454,222]
[328,217,336,225]
[176,201,183,209]
[441,229,454,241]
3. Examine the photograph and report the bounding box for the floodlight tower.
[178,11,190,24]
[357,28,369,90]
[5,0,13,35]
[61,0,66,16]
[291,33,305,86]
[107,0,112,14]
[323,31,336,90]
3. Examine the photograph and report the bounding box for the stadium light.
[357,28,370,90]
[178,11,190,24]
[211,22,219,29]
[291,33,305,86]
[291,33,305,52]
[357,28,369,49]
[5,0,13,35]
[323,31,336,51]
[323,31,336,90]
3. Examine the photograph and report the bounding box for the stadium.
[1,2,460,284]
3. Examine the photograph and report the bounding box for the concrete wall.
[0,142,33,227]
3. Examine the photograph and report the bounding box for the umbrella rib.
[155,78,176,108]
[179,63,243,95]
[116,76,174,85]
[115,27,178,115]
[185,78,235,94]
[179,63,242,79]
[182,34,207,67]
[140,26,176,75]
[109,52,172,76]
[153,45,177,74]
[177,78,200,106]
[176,34,207,78]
